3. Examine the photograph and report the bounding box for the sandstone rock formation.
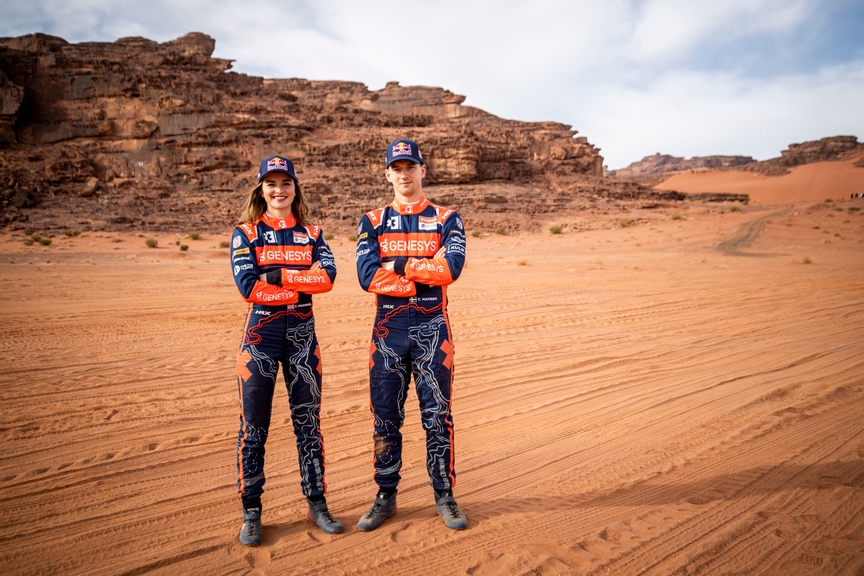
[736,135,864,176]
[610,136,864,180]
[607,154,755,178]
[0,32,701,233]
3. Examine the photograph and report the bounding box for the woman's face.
[260,172,296,218]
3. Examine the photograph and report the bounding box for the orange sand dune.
[655,158,864,203]
[1,202,864,575]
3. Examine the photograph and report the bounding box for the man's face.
[385,160,426,198]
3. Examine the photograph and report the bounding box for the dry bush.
[145,238,158,248]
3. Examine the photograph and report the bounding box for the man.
[355,138,468,531]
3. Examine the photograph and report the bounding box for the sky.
[2,0,863,169]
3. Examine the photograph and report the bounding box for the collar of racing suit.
[390,195,430,215]
[261,211,297,230]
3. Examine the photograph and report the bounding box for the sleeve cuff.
[394,257,408,276]
[265,269,282,286]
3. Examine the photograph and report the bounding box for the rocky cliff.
[609,136,864,179]
[736,135,864,176]
[0,32,664,234]
[607,154,755,178]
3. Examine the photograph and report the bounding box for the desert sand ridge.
[1,192,863,574]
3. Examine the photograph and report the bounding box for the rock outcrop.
[611,136,864,180]
[0,32,700,233]
[607,154,755,177]
[737,135,864,176]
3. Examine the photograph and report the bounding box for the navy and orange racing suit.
[231,212,337,505]
[355,195,467,491]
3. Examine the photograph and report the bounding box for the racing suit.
[231,212,336,503]
[355,195,467,491]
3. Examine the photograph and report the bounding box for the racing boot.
[238,506,262,546]
[306,497,344,534]
[435,490,467,530]
[356,489,397,532]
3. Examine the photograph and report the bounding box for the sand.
[654,158,864,204]
[2,189,864,575]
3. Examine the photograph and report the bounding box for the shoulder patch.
[239,223,258,242]
[365,207,386,227]
[437,207,455,225]
[305,225,322,241]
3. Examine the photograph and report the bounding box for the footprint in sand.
[307,530,332,544]
[392,523,418,544]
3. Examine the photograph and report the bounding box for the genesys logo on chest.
[378,232,439,256]
[257,246,313,265]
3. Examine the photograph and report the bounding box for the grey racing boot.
[238,506,262,546]
[356,490,397,532]
[435,491,467,530]
[306,498,344,534]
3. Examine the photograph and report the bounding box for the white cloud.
[1,0,862,168]
[583,61,864,167]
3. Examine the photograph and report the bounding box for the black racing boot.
[306,497,344,534]
[435,490,467,530]
[238,506,262,546]
[356,489,397,532]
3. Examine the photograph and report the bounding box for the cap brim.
[259,169,298,182]
[385,156,424,167]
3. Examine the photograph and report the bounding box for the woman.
[231,155,341,546]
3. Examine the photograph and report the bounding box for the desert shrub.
[549,224,563,234]
[848,207,860,213]
[112,238,122,243]
[188,231,200,240]
[617,219,634,228]
[471,230,482,238]
[180,244,189,251]
[145,238,158,248]
[38,237,52,246]
[348,234,357,241]
[671,214,683,220]
[801,256,812,264]
[729,206,741,212]
[324,232,334,240]
[22,238,34,246]
[219,240,230,248]
[64,229,82,237]
[494,227,507,235]
[517,259,529,266]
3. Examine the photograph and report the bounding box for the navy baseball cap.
[385,139,424,167]
[257,155,298,183]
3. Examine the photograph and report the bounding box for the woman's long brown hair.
[237,179,310,226]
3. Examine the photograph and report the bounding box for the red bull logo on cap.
[392,142,412,157]
[267,157,289,171]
